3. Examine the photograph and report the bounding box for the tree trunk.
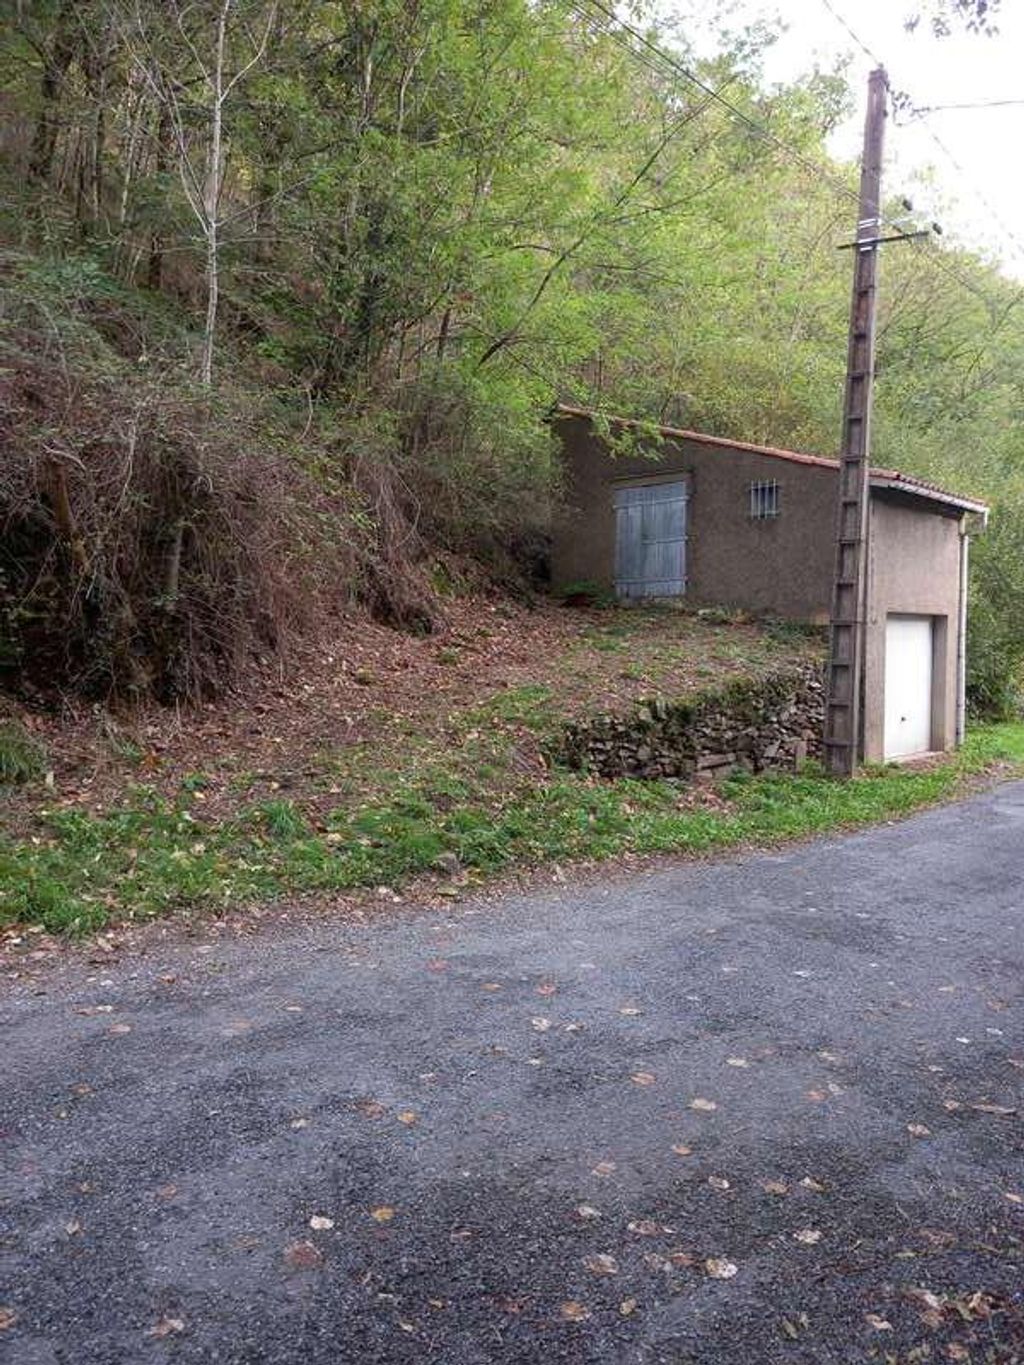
[29,1,77,185]
[200,0,231,387]
[146,104,172,290]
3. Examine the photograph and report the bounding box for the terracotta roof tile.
[553,404,988,516]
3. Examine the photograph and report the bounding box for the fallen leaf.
[576,1204,601,1220]
[148,1316,185,1337]
[397,1110,418,1126]
[671,1143,693,1157]
[535,982,557,997]
[155,1184,178,1200]
[65,1219,82,1236]
[865,1313,893,1331]
[906,1287,943,1313]
[726,1057,750,1068]
[426,958,448,972]
[481,982,502,992]
[1004,1191,1023,1205]
[947,1346,970,1361]
[805,1088,827,1102]
[704,1258,738,1279]
[689,1098,717,1112]
[970,1103,1016,1116]
[627,1219,662,1236]
[108,1023,132,1036]
[0,1308,16,1331]
[619,1297,638,1316]
[631,1072,655,1087]
[356,1099,387,1119]
[583,1253,618,1276]
[793,1229,822,1244]
[370,1206,396,1224]
[618,1006,642,1017]
[943,1099,962,1112]
[283,1240,323,1269]
[799,1176,826,1192]
[592,1160,616,1178]
[530,1017,551,1032]
[762,1180,788,1195]
[668,1249,695,1267]
[907,1123,931,1138]
[309,1215,334,1231]
[781,1318,799,1340]
[708,1176,730,1191]
[560,1300,591,1322]
[290,1117,310,1130]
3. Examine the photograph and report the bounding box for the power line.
[816,0,885,67]
[916,121,1024,263]
[808,0,1023,301]
[575,0,866,207]
[911,99,1024,115]
[576,0,1008,314]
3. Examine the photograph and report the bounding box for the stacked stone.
[559,663,825,781]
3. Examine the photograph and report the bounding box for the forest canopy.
[1,0,1022,711]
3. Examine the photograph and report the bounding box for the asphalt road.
[3,782,1024,1364]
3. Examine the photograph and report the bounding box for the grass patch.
[3,723,1023,936]
[0,720,47,785]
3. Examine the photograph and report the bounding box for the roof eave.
[554,403,989,523]
[868,474,989,522]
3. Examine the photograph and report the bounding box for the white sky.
[667,0,1024,277]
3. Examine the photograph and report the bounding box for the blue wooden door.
[614,481,688,599]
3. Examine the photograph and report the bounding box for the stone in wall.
[558,663,825,781]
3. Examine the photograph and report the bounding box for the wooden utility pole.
[823,66,888,778]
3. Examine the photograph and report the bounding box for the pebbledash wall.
[560,663,826,782]
[551,409,985,764]
[552,411,838,621]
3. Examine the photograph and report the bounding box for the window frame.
[748,479,780,521]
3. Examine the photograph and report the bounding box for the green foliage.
[2,0,1023,696]
[0,721,47,785]
[3,722,1022,935]
[967,506,1024,717]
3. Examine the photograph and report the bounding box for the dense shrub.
[966,507,1024,719]
[0,338,351,702]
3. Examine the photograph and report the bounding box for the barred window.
[749,480,780,519]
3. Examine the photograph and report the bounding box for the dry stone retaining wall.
[559,663,825,782]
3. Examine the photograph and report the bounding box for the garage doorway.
[884,615,934,760]
[613,480,688,599]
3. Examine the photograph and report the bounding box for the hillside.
[2,1,1024,719]
[1,601,827,932]
[3,1,1024,949]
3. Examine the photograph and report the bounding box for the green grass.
[2,723,1023,936]
[0,721,47,785]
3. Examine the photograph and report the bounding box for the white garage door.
[884,615,933,760]
[614,481,687,599]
